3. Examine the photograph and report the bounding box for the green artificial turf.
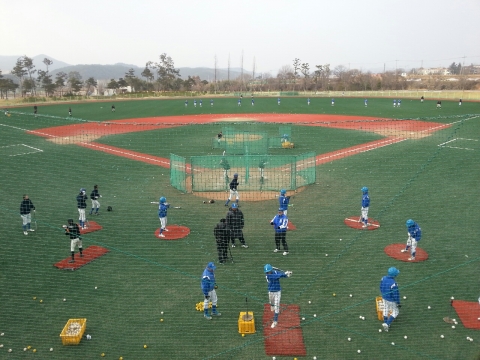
[0,97,479,359]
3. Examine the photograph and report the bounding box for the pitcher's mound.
[344,217,380,230]
[154,225,190,240]
[384,243,429,262]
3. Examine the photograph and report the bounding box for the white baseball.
[63,298,66,302]
[403,296,407,299]
[452,326,455,329]
[451,296,454,300]
[161,311,164,315]
[404,335,408,339]
[349,294,353,297]
[95,287,98,289]
[325,254,328,257]
[50,348,53,351]
[314,314,317,317]
[348,338,351,341]
[440,335,444,338]
[427,306,431,309]
[379,329,382,332]
[308,301,311,304]
[302,317,305,320]
[357,349,361,353]
[391,342,395,346]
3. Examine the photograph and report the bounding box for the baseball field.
[1,96,479,359]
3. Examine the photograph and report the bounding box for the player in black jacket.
[214,218,229,263]
[64,219,83,263]
[226,203,248,248]
[20,195,35,235]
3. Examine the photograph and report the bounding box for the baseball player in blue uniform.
[277,97,281,105]
[364,99,368,107]
[76,188,88,229]
[194,99,197,107]
[20,195,35,235]
[397,99,401,108]
[264,264,292,328]
[401,219,422,261]
[307,98,310,105]
[210,99,214,107]
[238,98,241,106]
[225,173,239,206]
[201,262,221,320]
[380,267,401,332]
[281,133,289,143]
[360,187,370,228]
[271,208,289,255]
[393,99,397,107]
[156,197,170,237]
[185,100,188,107]
[251,98,255,106]
[89,185,101,215]
[331,98,335,106]
[278,189,290,216]
[199,99,202,107]
[63,219,83,263]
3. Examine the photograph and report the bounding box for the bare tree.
[300,63,310,92]
[43,58,53,72]
[277,65,293,91]
[292,58,301,91]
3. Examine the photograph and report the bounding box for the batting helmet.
[264,264,273,273]
[207,262,216,270]
[160,197,166,203]
[233,173,238,178]
[388,267,400,277]
[278,208,284,212]
[361,187,368,193]
[231,203,238,209]
[80,188,86,193]
[406,219,414,227]
[280,189,286,195]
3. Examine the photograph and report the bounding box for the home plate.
[344,217,380,230]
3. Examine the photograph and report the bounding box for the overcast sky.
[1,0,479,74]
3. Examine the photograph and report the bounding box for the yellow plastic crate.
[238,311,255,334]
[376,296,393,321]
[60,318,87,345]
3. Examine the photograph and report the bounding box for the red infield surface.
[384,243,429,262]
[287,221,297,230]
[154,225,190,240]
[80,221,103,234]
[30,114,450,170]
[344,216,380,230]
[54,245,109,270]
[263,304,307,356]
[451,300,480,330]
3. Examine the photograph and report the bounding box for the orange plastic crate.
[60,318,87,345]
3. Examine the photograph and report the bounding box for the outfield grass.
[1,98,479,359]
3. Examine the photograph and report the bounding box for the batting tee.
[170,153,315,192]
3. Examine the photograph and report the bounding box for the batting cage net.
[1,98,479,360]
[183,152,316,192]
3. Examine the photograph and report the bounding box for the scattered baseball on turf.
[314,314,317,317]
[308,300,311,304]
[0,344,3,348]
[0,333,3,336]
[242,334,245,337]
[470,338,473,342]
[362,316,365,320]
[404,336,408,339]
[348,337,351,341]
[451,296,454,300]
[466,337,471,341]
[33,297,36,300]
[160,311,164,315]
[302,317,305,320]
[101,353,105,357]
[63,298,66,302]
[349,294,353,297]
[452,326,455,329]
[440,335,444,338]
[160,319,164,322]
[50,348,53,351]
[357,349,361,353]
[403,296,407,299]
[391,342,395,346]
[379,329,382,332]
[144,345,147,349]
[325,254,328,256]
[313,357,317,360]
[427,306,431,309]
[8,349,12,352]
[24,348,27,351]
[40,300,43,303]
[33,349,36,353]
[333,293,336,297]
[27,346,31,349]
[95,287,98,290]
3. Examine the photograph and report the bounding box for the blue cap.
[361,187,368,192]
[207,262,216,270]
[278,208,284,212]
[231,203,238,209]
[264,264,273,273]
[406,219,414,227]
[280,189,286,195]
[388,267,400,277]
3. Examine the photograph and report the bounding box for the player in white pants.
[264,264,291,328]
[225,173,239,206]
[401,219,422,260]
[380,267,401,332]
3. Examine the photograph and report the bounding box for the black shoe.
[80,254,84,257]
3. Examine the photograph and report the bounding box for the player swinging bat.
[150,197,180,237]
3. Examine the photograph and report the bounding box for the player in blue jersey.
[238,98,241,106]
[401,219,422,260]
[307,98,310,105]
[397,99,401,107]
[380,267,401,332]
[331,98,335,106]
[210,99,214,107]
[251,98,255,106]
[264,264,292,328]
[278,189,290,216]
[393,99,397,107]
[364,99,368,107]
[199,99,202,107]
[201,262,221,319]
[194,99,197,107]
[271,208,289,255]
[277,97,281,105]
[155,196,170,237]
[185,100,188,107]
[359,187,370,228]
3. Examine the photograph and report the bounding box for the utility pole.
[252,56,256,94]
[240,50,244,92]
[214,55,217,94]
[227,53,230,92]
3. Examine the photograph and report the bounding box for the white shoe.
[283,251,289,256]
[28,229,35,232]
[400,249,408,253]
[362,225,367,228]
[241,244,249,248]
[408,257,415,261]
[271,321,278,328]
[270,306,274,312]
[163,228,168,232]
[24,231,28,235]
[159,234,165,237]
[273,249,279,253]
[382,323,389,332]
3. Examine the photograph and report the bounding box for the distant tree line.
[2,55,478,99]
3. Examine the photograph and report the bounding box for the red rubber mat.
[54,245,109,270]
[154,225,190,240]
[344,216,380,230]
[451,300,480,330]
[384,243,429,262]
[263,304,307,357]
[287,221,297,230]
[80,221,103,234]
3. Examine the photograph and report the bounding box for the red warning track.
[30,114,450,168]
